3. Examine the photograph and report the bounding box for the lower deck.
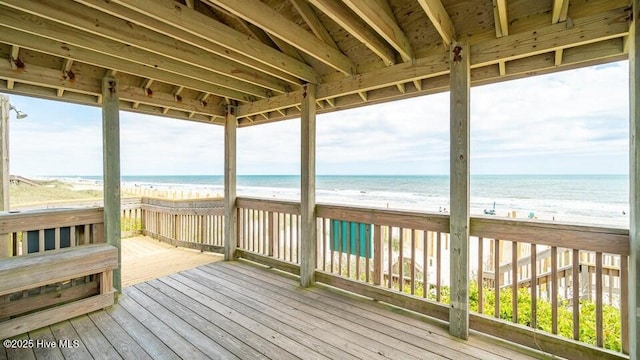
[2,259,547,360]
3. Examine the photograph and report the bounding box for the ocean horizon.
[44,174,630,228]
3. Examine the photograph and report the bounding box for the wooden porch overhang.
[0,0,632,126]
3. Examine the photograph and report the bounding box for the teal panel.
[330,220,372,258]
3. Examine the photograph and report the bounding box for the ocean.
[75,174,629,228]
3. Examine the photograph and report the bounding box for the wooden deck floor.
[121,235,222,287]
[2,259,548,360]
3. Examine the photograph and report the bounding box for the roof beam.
[9,45,19,70]
[493,0,509,38]
[239,7,629,118]
[309,0,396,66]
[4,0,286,96]
[57,58,74,97]
[289,0,340,50]
[109,0,318,83]
[342,0,414,61]
[0,25,253,102]
[205,0,355,75]
[417,0,456,46]
[552,0,570,24]
[0,60,224,118]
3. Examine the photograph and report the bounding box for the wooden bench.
[0,244,118,339]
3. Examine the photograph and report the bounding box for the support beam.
[493,0,508,37]
[300,83,317,288]
[0,96,10,257]
[343,0,414,61]
[448,42,470,339]
[0,26,254,102]
[289,0,340,50]
[101,76,121,293]
[9,45,19,70]
[206,0,354,75]
[309,0,396,66]
[224,104,237,261]
[552,0,570,24]
[628,1,639,358]
[417,0,456,46]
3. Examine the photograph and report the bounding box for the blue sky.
[2,61,629,176]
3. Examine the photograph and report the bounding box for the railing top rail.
[141,197,224,208]
[470,216,629,255]
[237,196,630,256]
[0,207,104,233]
[237,197,301,214]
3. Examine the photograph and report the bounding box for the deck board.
[121,236,221,287]
[8,256,545,360]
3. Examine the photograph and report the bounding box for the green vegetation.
[9,180,102,206]
[396,279,622,352]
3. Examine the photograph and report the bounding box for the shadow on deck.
[3,257,548,360]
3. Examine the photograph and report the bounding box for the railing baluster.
[39,229,45,252]
[572,248,580,341]
[552,246,558,334]
[478,237,483,313]
[373,224,382,286]
[436,232,441,302]
[410,229,416,295]
[355,223,360,281]
[70,226,76,247]
[423,231,428,299]
[531,243,537,329]
[54,227,61,250]
[289,213,293,262]
[346,221,351,278]
[388,226,393,289]
[365,224,371,283]
[595,251,603,347]
[512,240,518,323]
[338,220,343,276]
[621,255,629,354]
[398,228,404,292]
[330,219,335,273]
[494,238,500,318]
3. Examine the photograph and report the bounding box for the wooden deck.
[2,259,549,360]
[121,235,222,287]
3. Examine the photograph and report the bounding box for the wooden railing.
[235,197,630,360]
[0,207,112,329]
[0,207,105,257]
[140,197,225,253]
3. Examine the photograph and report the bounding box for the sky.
[1,60,630,176]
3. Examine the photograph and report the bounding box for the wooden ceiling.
[0,0,631,127]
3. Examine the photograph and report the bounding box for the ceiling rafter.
[416,0,456,46]
[0,25,253,102]
[205,0,355,75]
[552,0,570,24]
[132,79,154,109]
[0,60,224,119]
[342,0,414,62]
[5,0,289,97]
[288,0,339,50]
[57,58,74,97]
[493,0,509,38]
[108,0,318,83]
[238,7,629,118]
[7,44,19,89]
[309,0,396,66]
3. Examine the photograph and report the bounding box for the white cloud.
[2,61,630,176]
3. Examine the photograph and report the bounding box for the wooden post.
[101,76,121,293]
[224,104,237,261]
[448,42,470,340]
[629,1,639,357]
[300,83,317,288]
[0,96,10,257]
